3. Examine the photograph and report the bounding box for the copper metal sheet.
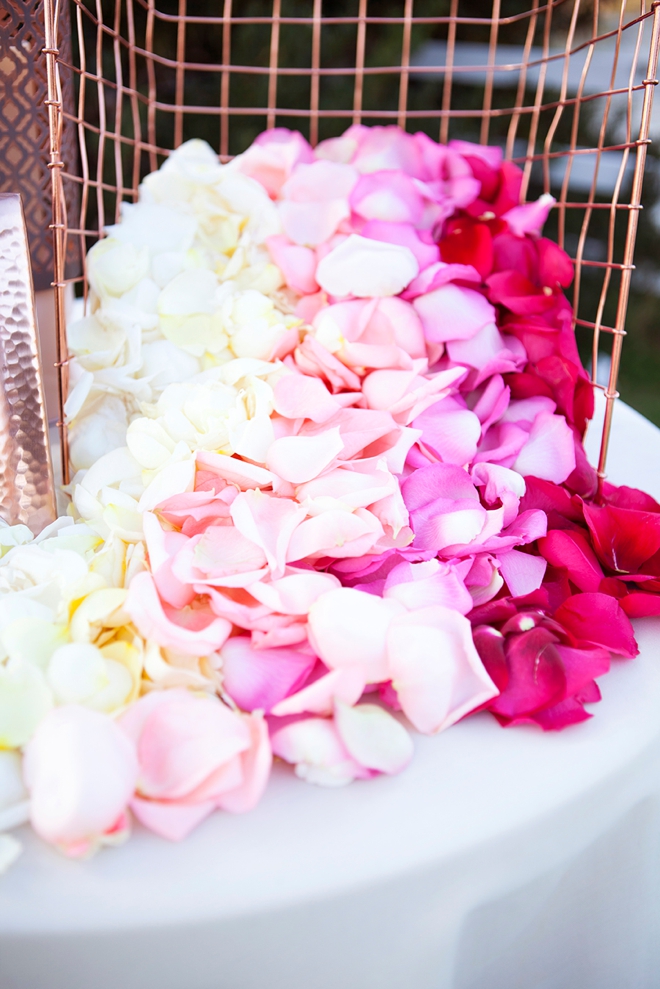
[0,193,56,534]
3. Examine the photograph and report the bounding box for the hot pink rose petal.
[220,636,317,713]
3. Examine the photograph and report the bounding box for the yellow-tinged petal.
[0,660,53,749]
[69,588,129,643]
[100,640,143,704]
[1,618,68,669]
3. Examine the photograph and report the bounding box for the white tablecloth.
[2,396,660,989]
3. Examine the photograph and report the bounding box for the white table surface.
[2,395,660,989]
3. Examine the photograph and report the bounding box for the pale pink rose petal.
[216,713,272,813]
[447,322,510,371]
[238,127,314,197]
[366,424,422,474]
[478,508,548,555]
[170,536,269,591]
[414,135,482,206]
[412,402,481,466]
[498,549,548,597]
[416,502,487,553]
[271,668,365,717]
[315,296,427,367]
[473,421,529,468]
[187,526,269,580]
[24,706,138,856]
[248,569,341,615]
[402,260,481,300]
[266,235,319,294]
[295,290,328,322]
[279,199,351,248]
[387,605,499,734]
[126,571,232,656]
[130,796,214,842]
[502,193,555,237]
[362,364,467,422]
[230,489,307,576]
[299,407,397,460]
[252,624,309,649]
[307,587,403,683]
[270,717,369,786]
[500,396,557,426]
[286,507,383,562]
[512,411,576,483]
[282,159,359,202]
[195,450,275,490]
[203,585,273,630]
[120,690,270,836]
[296,462,395,511]
[383,559,474,615]
[121,690,250,800]
[341,341,411,371]
[369,487,411,540]
[350,170,426,225]
[315,234,419,298]
[273,373,340,423]
[158,489,235,535]
[279,160,358,246]
[350,125,427,177]
[413,284,496,343]
[220,637,317,713]
[294,335,362,392]
[143,512,195,609]
[266,428,344,484]
[316,127,366,164]
[334,701,414,775]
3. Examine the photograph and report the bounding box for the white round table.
[2,396,660,989]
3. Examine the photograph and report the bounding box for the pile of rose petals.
[2,124,660,867]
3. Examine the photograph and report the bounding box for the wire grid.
[42,0,660,488]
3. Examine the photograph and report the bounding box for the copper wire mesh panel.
[43,0,660,486]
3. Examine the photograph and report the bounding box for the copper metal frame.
[42,1,660,489]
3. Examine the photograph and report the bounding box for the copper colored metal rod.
[43,0,70,487]
[597,1,660,489]
[352,0,367,125]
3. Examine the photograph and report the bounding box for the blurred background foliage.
[72,0,660,423]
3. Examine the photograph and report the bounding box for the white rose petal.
[316,234,419,298]
[87,238,150,300]
[107,201,197,255]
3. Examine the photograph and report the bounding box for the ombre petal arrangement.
[1,125,658,866]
